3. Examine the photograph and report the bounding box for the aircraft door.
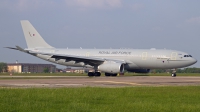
[85,52,90,57]
[142,52,147,60]
[171,52,177,60]
[140,52,152,68]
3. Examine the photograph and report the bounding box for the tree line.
[0,62,7,73]
[176,68,200,73]
[152,67,200,73]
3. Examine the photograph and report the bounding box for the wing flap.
[51,55,104,65]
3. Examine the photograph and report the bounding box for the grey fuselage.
[32,48,197,70]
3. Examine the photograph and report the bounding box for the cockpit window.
[184,55,192,57]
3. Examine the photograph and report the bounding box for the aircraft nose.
[191,58,197,65]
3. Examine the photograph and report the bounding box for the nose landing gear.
[171,69,177,77]
[171,73,176,77]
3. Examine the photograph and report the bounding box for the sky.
[0,0,200,68]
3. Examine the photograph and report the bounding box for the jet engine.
[98,61,124,74]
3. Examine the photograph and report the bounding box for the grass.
[0,86,200,112]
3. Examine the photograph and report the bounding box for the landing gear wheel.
[105,73,117,76]
[171,69,177,77]
[105,73,111,76]
[95,72,101,77]
[88,72,94,77]
[111,74,117,76]
[171,73,176,77]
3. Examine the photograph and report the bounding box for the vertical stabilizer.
[21,20,53,48]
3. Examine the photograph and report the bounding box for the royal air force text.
[99,51,131,55]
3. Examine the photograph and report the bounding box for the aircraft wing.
[29,51,126,66]
[6,46,127,66]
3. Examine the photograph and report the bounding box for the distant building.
[64,67,92,73]
[7,63,56,73]
[74,69,85,74]
[56,68,65,73]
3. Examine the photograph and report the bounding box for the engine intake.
[98,61,124,74]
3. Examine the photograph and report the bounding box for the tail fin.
[20,20,53,48]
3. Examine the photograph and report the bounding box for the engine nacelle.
[127,69,150,73]
[98,61,124,74]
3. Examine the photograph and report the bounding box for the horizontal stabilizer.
[5,46,28,53]
[5,47,18,50]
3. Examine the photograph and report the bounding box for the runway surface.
[0,76,200,88]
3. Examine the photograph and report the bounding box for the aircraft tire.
[174,73,176,77]
[111,74,117,77]
[105,73,111,76]
[88,72,94,77]
[171,73,176,77]
[95,72,101,77]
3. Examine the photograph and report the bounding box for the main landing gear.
[105,73,117,76]
[171,69,177,77]
[87,72,118,77]
[88,72,101,77]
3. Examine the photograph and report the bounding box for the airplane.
[6,20,197,77]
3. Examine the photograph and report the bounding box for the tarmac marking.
[186,80,200,82]
[8,84,50,86]
[93,81,142,85]
[177,77,200,78]
[54,84,83,86]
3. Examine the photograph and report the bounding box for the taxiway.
[0,76,200,88]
